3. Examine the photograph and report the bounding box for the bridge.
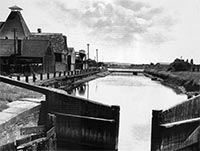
[151,95,200,151]
[108,68,144,75]
[0,70,120,150]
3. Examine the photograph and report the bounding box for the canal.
[68,74,187,151]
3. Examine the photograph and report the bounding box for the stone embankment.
[144,69,200,97]
[0,98,43,146]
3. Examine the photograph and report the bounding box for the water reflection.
[77,84,87,96]
[68,84,88,97]
[69,75,187,151]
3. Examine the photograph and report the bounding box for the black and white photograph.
[0,0,200,150]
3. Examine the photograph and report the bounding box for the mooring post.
[151,110,162,151]
[33,74,36,82]
[40,73,43,80]
[38,101,48,127]
[25,75,29,83]
[17,75,20,81]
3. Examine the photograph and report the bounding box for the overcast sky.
[1,0,200,64]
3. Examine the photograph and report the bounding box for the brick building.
[0,6,68,74]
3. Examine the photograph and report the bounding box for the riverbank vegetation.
[0,83,43,111]
[145,69,200,92]
[144,58,200,94]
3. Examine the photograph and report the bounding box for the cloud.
[37,0,177,46]
[115,0,150,12]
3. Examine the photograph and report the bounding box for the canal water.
[68,74,187,151]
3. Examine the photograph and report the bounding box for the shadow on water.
[67,83,88,98]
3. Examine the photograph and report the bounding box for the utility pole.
[87,44,90,60]
[96,49,98,63]
[87,44,90,69]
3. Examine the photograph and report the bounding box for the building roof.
[0,22,4,29]
[79,50,86,54]
[29,33,67,53]
[9,5,23,11]
[0,9,30,39]
[31,32,62,35]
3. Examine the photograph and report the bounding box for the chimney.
[37,28,42,33]
[63,36,68,51]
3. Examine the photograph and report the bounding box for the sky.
[1,0,200,64]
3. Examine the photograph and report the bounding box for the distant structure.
[67,47,76,71]
[75,50,86,70]
[0,6,86,75]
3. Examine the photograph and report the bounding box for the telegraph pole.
[87,44,90,59]
[87,44,90,68]
[96,49,98,63]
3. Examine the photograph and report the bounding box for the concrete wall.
[0,101,41,146]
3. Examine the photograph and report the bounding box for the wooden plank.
[17,137,46,150]
[46,127,56,140]
[161,117,200,128]
[51,111,115,122]
[20,125,45,136]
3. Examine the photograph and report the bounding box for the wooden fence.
[8,68,101,84]
[151,95,200,151]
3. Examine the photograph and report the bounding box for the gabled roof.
[9,5,23,11]
[0,22,4,29]
[30,33,67,53]
[0,9,30,39]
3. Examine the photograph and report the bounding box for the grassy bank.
[144,69,200,94]
[0,83,43,111]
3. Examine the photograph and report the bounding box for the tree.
[168,58,192,71]
[190,59,194,65]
